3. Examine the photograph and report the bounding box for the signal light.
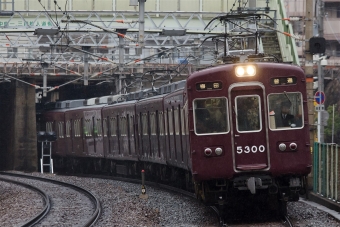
[290,143,297,150]
[204,148,212,156]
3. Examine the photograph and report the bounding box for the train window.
[150,113,156,135]
[85,119,92,137]
[120,117,127,136]
[110,117,117,137]
[168,108,174,135]
[73,120,80,137]
[58,122,64,138]
[164,110,169,136]
[158,112,164,136]
[103,118,108,137]
[181,108,186,136]
[194,97,228,134]
[137,114,142,137]
[142,113,148,136]
[174,108,180,136]
[96,118,102,136]
[268,92,303,130]
[129,115,134,137]
[66,120,71,137]
[46,122,53,132]
[236,95,261,132]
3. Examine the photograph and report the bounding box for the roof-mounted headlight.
[235,65,256,77]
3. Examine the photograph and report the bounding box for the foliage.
[324,104,340,144]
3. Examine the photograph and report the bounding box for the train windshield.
[268,92,303,130]
[194,97,228,134]
[235,95,261,132]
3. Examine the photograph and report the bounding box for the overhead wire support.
[258,22,306,41]
[61,19,139,44]
[50,44,118,65]
[38,43,195,93]
[1,73,41,89]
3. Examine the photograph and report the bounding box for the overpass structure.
[0,0,300,171]
[0,0,298,95]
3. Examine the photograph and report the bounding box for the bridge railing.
[313,142,339,202]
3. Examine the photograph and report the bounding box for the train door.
[229,83,269,171]
[84,111,96,155]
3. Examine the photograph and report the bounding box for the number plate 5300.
[236,145,265,154]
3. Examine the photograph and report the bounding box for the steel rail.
[0,176,51,227]
[0,172,102,227]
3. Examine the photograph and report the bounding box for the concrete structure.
[0,79,37,171]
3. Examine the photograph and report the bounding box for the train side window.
[142,113,148,136]
[194,97,228,134]
[181,107,186,136]
[120,116,127,136]
[129,115,135,138]
[158,111,164,136]
[58,122,64,138]
[268,92,303,130]
[110,117,117,137]
[66,120,71,137]
[96,118,102,136]
[236,95,261,132]
[103,118,108,137]
[174,108,180,136]
[168,108,174,135]
[150,112,156,135]
[73,120,78,137]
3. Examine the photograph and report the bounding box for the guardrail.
[313,142,339,202]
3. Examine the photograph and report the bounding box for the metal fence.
[313,142,339,202]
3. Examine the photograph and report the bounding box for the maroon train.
[41,62,311,212]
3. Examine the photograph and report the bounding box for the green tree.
[324,104,340,144]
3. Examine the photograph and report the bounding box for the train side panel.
[42,110,67,157]
[164,89,189,170]
[83,105,105,158]
[136,95,166,164]
[64,109,85,157]
[102,101,138,161]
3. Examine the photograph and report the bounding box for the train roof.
[55,99,85,109]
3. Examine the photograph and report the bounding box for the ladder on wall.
[37,131,57,174]
[40,141,54,174]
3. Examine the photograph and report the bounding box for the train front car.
[187,62,311,212]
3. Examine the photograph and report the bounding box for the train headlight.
[215,147,223,156]
[204,148,212,156]
[235,65,256,77]
[279,143,286,151]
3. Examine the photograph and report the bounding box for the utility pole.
[305,0,315,192]
[317,0,325,143]
[305,0,315,147]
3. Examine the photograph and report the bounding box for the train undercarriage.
[52,156,307,217]
[194,174,308,216]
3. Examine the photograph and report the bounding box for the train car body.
[42,109,67,158]
[136,95,167,165]
[187,62,311,206]
[102,101,138,161]
[40,61,311,213]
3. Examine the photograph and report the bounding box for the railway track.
[0,172,101,227]
[62,172,295,227]
[0,176,51,226]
